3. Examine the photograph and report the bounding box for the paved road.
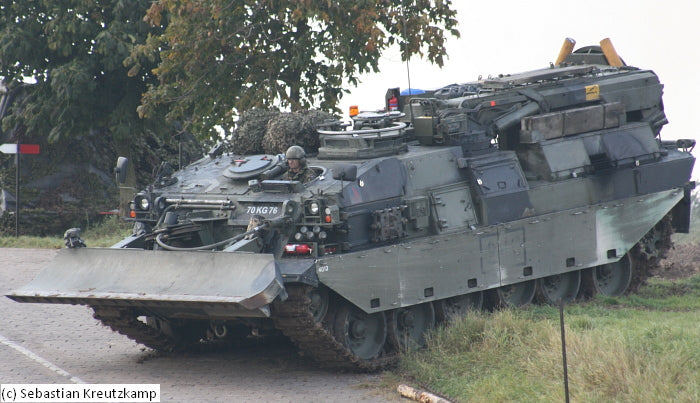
[0,248,401,402]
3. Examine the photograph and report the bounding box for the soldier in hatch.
[283,145,316,184]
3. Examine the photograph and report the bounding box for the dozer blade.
[7,248,286,318]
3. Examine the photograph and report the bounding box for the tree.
[0,1,201,235]
[130,0,460,140]
[0,0,164,143]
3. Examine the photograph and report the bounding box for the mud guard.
[671,181,696,233]
[7,248,286,317]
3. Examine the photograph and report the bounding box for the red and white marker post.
[0,143,41,236]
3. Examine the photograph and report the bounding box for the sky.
[338,0,700,180]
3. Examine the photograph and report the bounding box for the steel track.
[628,214,674,292]
[89,286,396,372]
[272,284,397,372]
[92,306,179,352]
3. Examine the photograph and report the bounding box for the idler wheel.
[308,287,329,323]
[212,323,228,338]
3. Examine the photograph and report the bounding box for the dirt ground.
[655,242,700,280]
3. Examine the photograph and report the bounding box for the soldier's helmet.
[285,145,307,166]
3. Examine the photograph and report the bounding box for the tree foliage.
[0,1,202,236]
[0,0,164,143]
[131,0,460,139]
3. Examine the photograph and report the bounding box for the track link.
[629,214,675,292]
[92,306,179,352]
[91,290,397,372]
[272,285,396,372]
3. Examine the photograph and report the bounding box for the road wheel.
[435,292,483,322]
[494,280,536,307]
[332,303,387,360]
[388,302,435,351]
[582,253,633,297]
[535,271,581,305]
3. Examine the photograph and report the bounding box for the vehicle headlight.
[309,201,320,215]
[134,194,151,211]
[139,197,150,210]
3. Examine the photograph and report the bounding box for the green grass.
[396,275,700,402]
[0,215,132,248]
[672,216,700,244]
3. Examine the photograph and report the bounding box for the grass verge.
[396,275,700,402]
[0,215,132,248]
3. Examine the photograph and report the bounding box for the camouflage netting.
[229,108,281,155]
[230,109,337,155]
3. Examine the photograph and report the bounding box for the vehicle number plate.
[245,205,280,215]
[233,203,284,224]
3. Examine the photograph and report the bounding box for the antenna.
[402,20,413,96]
[401,11,417,123]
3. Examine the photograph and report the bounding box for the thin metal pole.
[15,141,20,237]
[559,298,570,403]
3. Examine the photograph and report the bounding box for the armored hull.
[8,42,695,371]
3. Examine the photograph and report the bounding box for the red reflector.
[284,244,312,255]
[129,210,136,218]
[19,144,40,154]
[296,244,311,254]
[490,101,496,107]
[324,215,332,223]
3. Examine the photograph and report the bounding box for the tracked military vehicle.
[8,39,695,371]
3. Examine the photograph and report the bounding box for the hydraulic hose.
[154,223,268,251]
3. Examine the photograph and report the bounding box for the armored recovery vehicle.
[8,39,696,371]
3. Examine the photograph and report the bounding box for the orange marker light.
[349,105,359,117]
[129,210,136,218]
[490,100,496,107]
